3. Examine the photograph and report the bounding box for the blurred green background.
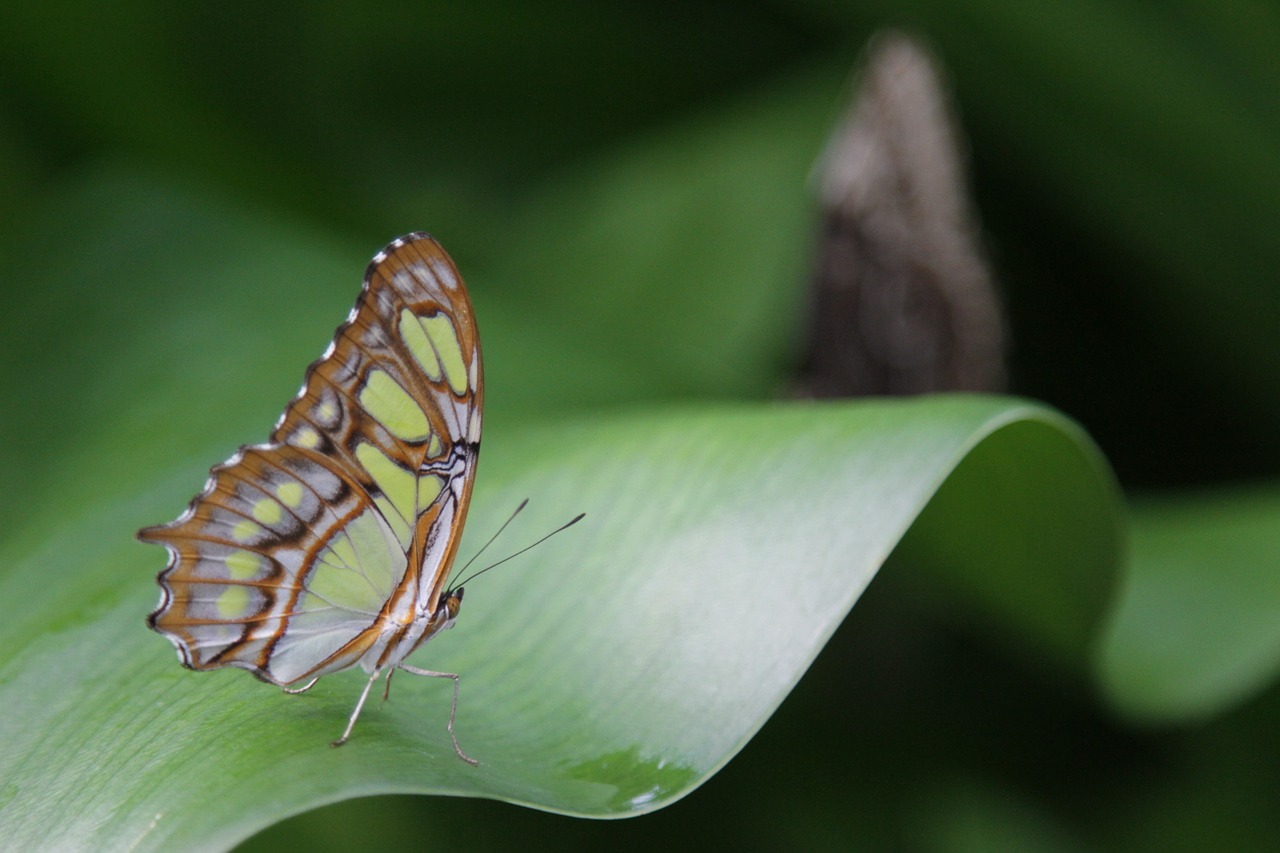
[3,1,1279,850]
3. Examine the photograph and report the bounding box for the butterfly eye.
[437,590,463,630]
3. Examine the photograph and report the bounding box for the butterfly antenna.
[450,512,586,591]
[447,498,529,588]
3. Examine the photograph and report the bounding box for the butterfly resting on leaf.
[140,234,487,763]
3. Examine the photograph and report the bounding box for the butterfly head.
[436,587,464,631]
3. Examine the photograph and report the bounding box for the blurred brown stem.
[796,32,1005,397]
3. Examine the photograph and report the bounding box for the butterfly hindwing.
[141,234,482,687]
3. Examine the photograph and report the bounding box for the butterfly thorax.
[363,587,464,674]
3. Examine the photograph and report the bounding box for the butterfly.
[140,233,483,763]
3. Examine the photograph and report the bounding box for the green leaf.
[888,409,1121,669]
[0,397,1121,851]
[1101,486,1280,722]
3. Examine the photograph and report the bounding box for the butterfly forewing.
[141,234,482,688]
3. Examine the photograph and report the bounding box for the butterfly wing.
[140,234,482,686]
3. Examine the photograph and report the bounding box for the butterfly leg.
[282,677,319,695]
[330,668,382,748]
[398,664,477,766]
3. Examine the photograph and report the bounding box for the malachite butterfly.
[139,233,483,763]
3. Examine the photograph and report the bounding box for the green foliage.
[2,1,1279,851]
[0,394,1117,850]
